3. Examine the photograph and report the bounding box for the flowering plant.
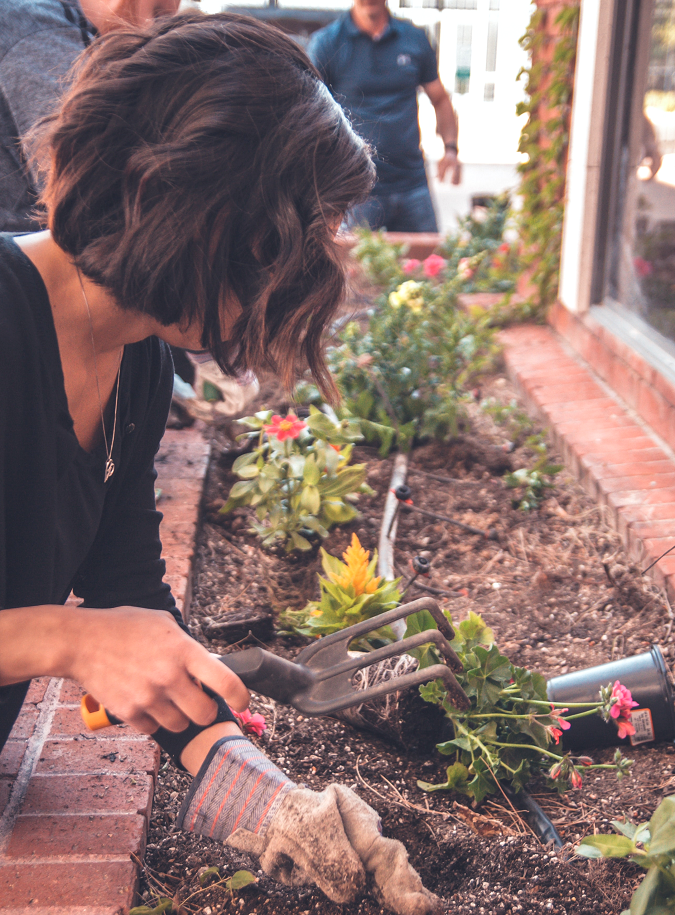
[281,534,401,639]
[576,795,675,915]
[220,407,372,552]
[405,610,633,803]
[233,708,266,737]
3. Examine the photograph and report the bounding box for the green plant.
[576,796,675,915]
[404,610,633,803]
[220,407,371,551]
[516,4,580,317]
[352,227,406,287]
[319,275,497,455]
[280,533,401,638]
[505,458,562,511]
[129,868,257,914]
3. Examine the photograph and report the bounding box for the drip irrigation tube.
[503,786,563,848]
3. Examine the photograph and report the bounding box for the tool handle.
[81,694,121,730]
[80,647,314,730]
[220,647,314,704]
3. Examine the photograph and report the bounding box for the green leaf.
[199,865,221,886]
[300,484,321,514]
[232,451,260,472]
[417,762,470,795]
[129,901,173,915]
[303,455,321,485]
[575,835,637,859]
[321,501,358,523]
[648,796,675,856]
[225,870,258,892]
[236,463,260,479]
[290,531,312,551]
[630,864,675,915]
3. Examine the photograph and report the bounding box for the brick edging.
[0,426,211,913]
[500,324,675,602]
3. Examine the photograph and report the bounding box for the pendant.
[104,457,115,483]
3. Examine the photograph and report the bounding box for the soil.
[138,373,675,915]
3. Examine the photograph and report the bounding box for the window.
[597,0,675,345]
[443,0,477,9]
[486,20,498,72]
[455,24,472,94]
[484,82,495,101]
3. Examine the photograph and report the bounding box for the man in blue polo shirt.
[308,0,460,233]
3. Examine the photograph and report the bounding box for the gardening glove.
[177,736,441,915]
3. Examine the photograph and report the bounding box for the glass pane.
[486,20,498,72]
[614,0,675,340]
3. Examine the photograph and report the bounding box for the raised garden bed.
[136,373,675,915]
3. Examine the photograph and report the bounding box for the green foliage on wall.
[516,3,580,317]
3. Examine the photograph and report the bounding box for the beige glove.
[227,783,442,915]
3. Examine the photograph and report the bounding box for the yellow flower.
[388,281,424,313]
[332,533,381,596]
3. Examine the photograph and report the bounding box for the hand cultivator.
[81,597,469,728]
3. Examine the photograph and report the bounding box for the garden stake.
[392,485,498,540]
[81,598,470,725]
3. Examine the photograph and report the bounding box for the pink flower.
[634,257,653,278]
[234,708,267,737]
[616,718,636,740]
[550,706,571,730]
[403,258,421,274]
[498,242,510,254]
[569,767,583,789]
[610,681,638,720]
[423,254,446,278]
[263,413,307,441]
[457,257,474,281]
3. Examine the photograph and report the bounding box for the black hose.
[504,786,563,847]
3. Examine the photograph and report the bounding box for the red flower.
[616,717,636,740]
[547,726,564,745]
[403,258,421,274]
[498,242,510,254]
[550,706,571,730]
[263,413,307,441]
[549,761,563,780]
[234,708,267,737]
[610,681,638,720]
[569,767,583,789]
[634,257,653,278]
[423,254,446,278]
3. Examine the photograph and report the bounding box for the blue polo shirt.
[308,12,438,193]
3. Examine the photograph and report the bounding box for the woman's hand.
[64,605,250,734]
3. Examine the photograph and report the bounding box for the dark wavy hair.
[37,11,374,398]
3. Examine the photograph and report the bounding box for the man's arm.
[422,78,461,185]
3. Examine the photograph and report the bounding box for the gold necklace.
[76,269,123,483]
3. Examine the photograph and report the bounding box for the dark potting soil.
[138,375,675,915]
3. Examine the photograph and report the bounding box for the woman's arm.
[0,602,249,734]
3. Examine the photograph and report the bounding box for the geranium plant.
[405,610,634,803]
[281,533,401,639]
[220,407,371,552]
[576,795,675,915]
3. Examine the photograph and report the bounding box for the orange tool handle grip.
[81,694,121,730]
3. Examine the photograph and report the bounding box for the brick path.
[500,324,675,601]
[0,427,210,914]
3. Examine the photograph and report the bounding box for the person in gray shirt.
[0,0,178,233]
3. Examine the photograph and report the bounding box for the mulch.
[137,374,675,915]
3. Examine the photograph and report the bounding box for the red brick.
[58,679,87,704]
[555,415,641,436]
[521,383,606,405]
[627,522,675,560]
[49,707,131,738]
[0,741,26,778]
[0,778,11,814]
[582,448,667,466]
[583,460,675,481]
[21,773,154,817]
[25,678,50,704]
[6,813,146,858]
[564,428,656,450]
[8,708,39,741]
[607,488,675,510]
[36,738,160,777]
[596,473,675,495]
[0,860,137,909]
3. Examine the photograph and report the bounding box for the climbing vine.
[516,3,580,317]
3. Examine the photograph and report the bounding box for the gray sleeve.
[0,26,84,184]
